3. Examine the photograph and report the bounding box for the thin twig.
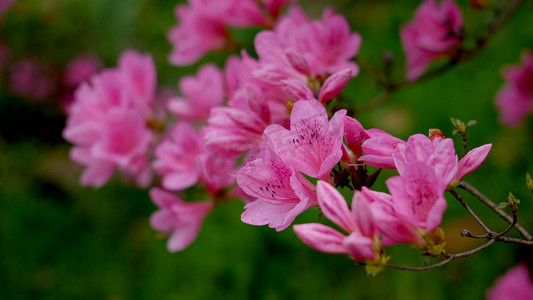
[495,236,533,246]
[497,201,518,237]
[387,239,496,271]
[460,132,467,157]
[449,190,491,233]
[458,182,532,240]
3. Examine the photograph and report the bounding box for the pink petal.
[166,223,201,252]
[343,232,376,261]
[281,79,314,101]
[344,116,365,157]
[317,181,356,233]
[351,191,375,237]
[318,69,352,102]
[293,223,347,253]
[162,173,199,191]
[285,48,311,75]
[454,144,492,182]
[360,135,406,169]
[241,199,305,231]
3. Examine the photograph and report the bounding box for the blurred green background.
[0,0,532,299]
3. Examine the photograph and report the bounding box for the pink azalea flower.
[149,188,213,252]
[153,122,204,191]
[361,132,492,187]
[257,6,361,77]
[168,64,225,122]
[495,51,533,127]
[153,122,235,194]
[236,143,317,231]
[299,8,362,76]
[118,50,156,106]
[168,0,297,66]
[386,160,447,232]
[61,53,103,113]
[252,6,359,102]
[204,84,272,155]
[190,0,266,27]
[63,50,157,188]
[401,0,463,81]
[393,134,458,190]
[168,4,227,66]
[264,99,346,180]
[293,181,381,262]
[487,264,533,300]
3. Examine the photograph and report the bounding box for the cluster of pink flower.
[168,0,297,66]
[249,100,492,272]
[61,0,531,278]
[63,51,156,188]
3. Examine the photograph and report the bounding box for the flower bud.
[285,48,311,75]
[429,128,445,140]
[507,192,520,214]
[526,173,533,194]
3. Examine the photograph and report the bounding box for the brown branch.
[495,236,533,246]
[449,190,491,234]
[458,182,532,240]
[387,239,496,271]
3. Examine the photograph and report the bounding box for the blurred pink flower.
[63,50,157,188]
[264,99,346,180]
[252,6,360,101]
[205,84,272,155]
[258,6,361,77]
[167,64,224,122]
[153,122,235,194]
[401,0,462,81]
[190,0,266,27]
[237,142,317,231]
[63,53,103,88]
[495,51,533,127]
[168,0,296,66]
[487,264,533,300]
[9,57,57,100]
[149,188,213,252]
[168,4,227,66]
[61,53,103,112]
[0,0,14,19]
